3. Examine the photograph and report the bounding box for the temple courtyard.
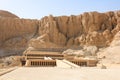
[0,66,120,80]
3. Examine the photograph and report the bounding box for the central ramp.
[56,59,80,68]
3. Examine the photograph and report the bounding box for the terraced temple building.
[22,48,98,67]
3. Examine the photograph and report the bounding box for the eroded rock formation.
[31,11,120,49]
[97,31,120,64]
[0,10,120,57]
[0,10,19,18]
[0,10,39,56]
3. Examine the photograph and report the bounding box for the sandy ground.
[0,67,18,76]
[0,67,120,80]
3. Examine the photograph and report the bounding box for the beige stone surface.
[1,67,120,80]
[97,31,120,64]
[110,31,120,47]
[56,60,80,68]
[0,67,17,76]
[0,11,39,56]
[0,10,19,18]
[32,10,120,50]
[0,10,120,57]
[62,46,98,56]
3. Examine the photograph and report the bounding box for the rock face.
[0,10,39,57]
[62,46,98,57]
[0,10,120,57]
[0,10,19,18]
[110,31,120,46]
[31,11,120,49]
[97,31,120,64]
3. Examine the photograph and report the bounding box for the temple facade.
[22,49,98,67]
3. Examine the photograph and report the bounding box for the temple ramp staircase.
[56,59,80,68]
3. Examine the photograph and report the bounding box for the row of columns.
[71,61,87,66]
[30,61,56,66]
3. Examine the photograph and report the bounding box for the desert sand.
[0,66,120,80]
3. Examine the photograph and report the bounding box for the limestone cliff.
[0,10,120,57]
[0,10,19,18]
[97,31,120,64]
[0,10,39,56]
[30,11,120,49]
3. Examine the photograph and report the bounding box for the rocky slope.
[0,10,19,18]
[97,31,120,64]
[30,11,120,49]
[0,10,39,57]
[0,10,120,57]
